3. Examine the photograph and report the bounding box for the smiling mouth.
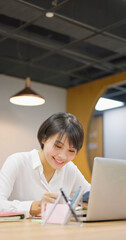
[53,157,64,165]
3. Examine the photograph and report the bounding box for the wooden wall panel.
[87,116,103,172]
[67,71,126,182]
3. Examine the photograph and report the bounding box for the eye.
[69,149,76,153]
[54,144,61,149]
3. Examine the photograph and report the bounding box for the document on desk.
[0,212,25,222]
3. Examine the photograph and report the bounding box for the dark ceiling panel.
[26,0,53,9]
[110,56,126,68]
[87,35,126,53]
[36,15,93,40]
[69,41,115,59]
[38,53,82,71]
[57,0,126,29]
[0,0,126,100]
[75,66,113,80]
[107,22,126,39]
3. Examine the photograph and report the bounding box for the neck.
[39,150,55,183]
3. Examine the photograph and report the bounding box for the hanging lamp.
[10,77,45,106]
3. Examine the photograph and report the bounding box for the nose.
[58,150,67,160]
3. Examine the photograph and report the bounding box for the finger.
[44,192,59,199]
[44,195,56,203]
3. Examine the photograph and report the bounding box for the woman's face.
[42,133,77,170]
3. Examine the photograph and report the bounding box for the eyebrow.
[55,140,64,145]
[55,139,76,149]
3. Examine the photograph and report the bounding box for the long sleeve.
[0,156,33,218]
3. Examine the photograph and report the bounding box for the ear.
[41,139,45,145]
[41,135,46,145]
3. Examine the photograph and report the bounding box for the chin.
[53,163,64,170]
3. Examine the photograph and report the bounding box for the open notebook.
[82,157,126,222]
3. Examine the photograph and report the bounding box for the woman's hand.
[30,192,59,216]
[30,201,41,216]
[42,192,58,203]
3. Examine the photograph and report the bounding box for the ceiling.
[1,0,126,102]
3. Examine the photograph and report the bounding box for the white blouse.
[0,149,90,217]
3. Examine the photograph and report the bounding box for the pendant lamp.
[10,77,45,106]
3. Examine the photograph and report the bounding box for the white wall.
[0,75,66,168]
[103,106,126,159]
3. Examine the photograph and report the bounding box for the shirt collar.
[30,149,42,169]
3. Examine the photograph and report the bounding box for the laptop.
[82,157,126,222]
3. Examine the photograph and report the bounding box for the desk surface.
[0,219,126,240]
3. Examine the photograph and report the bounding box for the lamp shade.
[10,78,45,106]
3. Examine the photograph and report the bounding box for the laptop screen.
[86,157,126,221]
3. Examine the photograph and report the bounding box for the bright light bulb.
[10,95,45,106]
[95,97,124,111]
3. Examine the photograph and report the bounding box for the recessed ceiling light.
[45,12,54,18]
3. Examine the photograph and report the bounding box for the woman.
[0,112,90,218]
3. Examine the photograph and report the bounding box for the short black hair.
[37,112,84,152]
